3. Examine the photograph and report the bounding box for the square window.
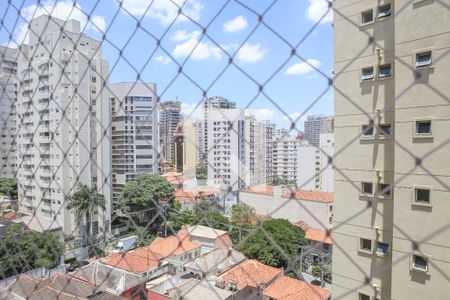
[415,120,431,135]
[375,242,390,256]
[378,183,391,198]
[379,124,392,137]
[362,125,374,137]
[361,10,374,24]
[359,293,371,300]
[361,67,374,80]
[416,51,432,67]
[378,4,391,18]
[412,255,428,272]
[360,238,372,252]
[361,182,373,195]
[378,64,392,78]
[415,188,430,204]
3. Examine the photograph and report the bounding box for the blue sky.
[0,0,334,129]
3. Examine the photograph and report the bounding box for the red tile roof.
[218,259,282,290]
[3,210,16,219]
[161,172,184,185]
[174,187,220,203]
[263,276,331,300]
[146,232,201,257]
[295,221,333,245]
[243,184,333,203]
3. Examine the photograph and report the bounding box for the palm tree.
[67,184,106,252]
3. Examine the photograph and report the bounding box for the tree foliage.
[118,174,174,213]
[195,163,207,180]
[230,203,255,227]
[0,225,63,279]
[236,219,307,269]
[0,178,18,200]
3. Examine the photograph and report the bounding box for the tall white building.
[243,115,267,187]
[16,15,112,238]
[110,83,158,201]
[0,46,18,178]
[297,133,334,192]
[304,115,334,147]
[265,121,275,183]
[194,119,203,163]
[272,134,299,183]
[159,100,181,163]
[206,108,245,191]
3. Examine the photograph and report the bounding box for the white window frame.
[358,238,373,254]
[412,254,429,273]
[358,292,372,300]
[415,51,432,68]
[361,182,374,196]
[378,64,392,78]
[361,67,374,81]
[375,241,390,257]
[361,9,374,25]
[378,124,392,138]
[377,183,392,199]
[412,187,432,207]
[361,124,375,139]
[377,3,392,19]
[414,120,432,138]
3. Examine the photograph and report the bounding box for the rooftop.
[171,278,234,300]
[183,248,246,275]
[180,225,228,240]
[161,172,184,185]
[218,259,282,290]
[174,187,220,203]
[242,184,333,203]
[102,249,161,273]
[263,276,331,300]
[296,221,333,245]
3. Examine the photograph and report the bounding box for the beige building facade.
[333,1,450,299]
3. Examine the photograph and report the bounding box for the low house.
[174,187,220,211]
[0,273,126,300]
[103,231,201,277]
[183,248,246,279]
[71,261,148,300]
[168,278,234,300]
[217,259,283,300]
[239,184,334,230]
[178,225,233,251]
[262,276,331,300]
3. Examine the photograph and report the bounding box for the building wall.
[239,191,332,230]
[160,101,181,163]
[333,1,450,299]
[109,83,158,201]
[272,136,299,183]
[244,116,267,187]
[16,15,112,237]
[0,46,18,179]
[304,115,334,147]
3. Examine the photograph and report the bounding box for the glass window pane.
[380,125,391,136]
[362,10,373,23]
[416,121,431,134]
[379,65,392,77]
[362,182,373,194]
[378,4,391,18]
[362,125,374,136]
[413,255,428,271]
[416,189,430,203]
[362,68,374,80]
[361,239,372,251]
[376,242,389,256]
[416,52,432,67]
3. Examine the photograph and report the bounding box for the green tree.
[0,225,63,279]
[230,203,255,227]
[237,219,307,269]
[195,163,207,180]
[271,176,283,186]
[197,195,222,213]
[118,174,174,214]
[199,211,230,231]
[0,178,18,200]
[167,203,201,231]
[67,184,106,248]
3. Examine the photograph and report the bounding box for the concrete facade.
[304,115,334,147]
[15,15,112,237]
[109,83,158,201]
[333,1,450,299]
[159,100,181,163]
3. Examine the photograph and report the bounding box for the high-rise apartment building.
[202,96,235,159]
[272,134,299,183]
[110,83,158,201]
[265,121,275,183]
[206,108,245,191]
[174,122,197,179]
[243,115,267,187]
[333,1,450,299]
[297,133,334,192]
[15,15,112,238]
[194,119,203,163]
[160,100,181,163]
[304,115,334,147]
[0,46,18,178]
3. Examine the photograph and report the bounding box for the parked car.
[67,260,89,272]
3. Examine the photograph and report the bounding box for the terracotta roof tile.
[102,251,160,273]
[263,276,330,300]
[146,232,201,256]
[3,210,16,219]
[243,184,333,203]
[294,221,333,245]
[218,259,282,290]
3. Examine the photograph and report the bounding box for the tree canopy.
[236,218,307,269]
[0,178,18,200]
[118,174,174,213]
[0,225,63,279]
[230,203,255,227]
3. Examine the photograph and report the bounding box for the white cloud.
[155,55,171,64]
[223,15,248,33]
[119,0,204,25]
[236,42,267,63]
[285,59,322,75]
[181,102,203,121]
[306,0,333,23]
[171,29,199,42]
[8,0,105,46]
[246,108,277,121]
[172,30,222,61]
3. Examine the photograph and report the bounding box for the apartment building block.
[160,100,181,163]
